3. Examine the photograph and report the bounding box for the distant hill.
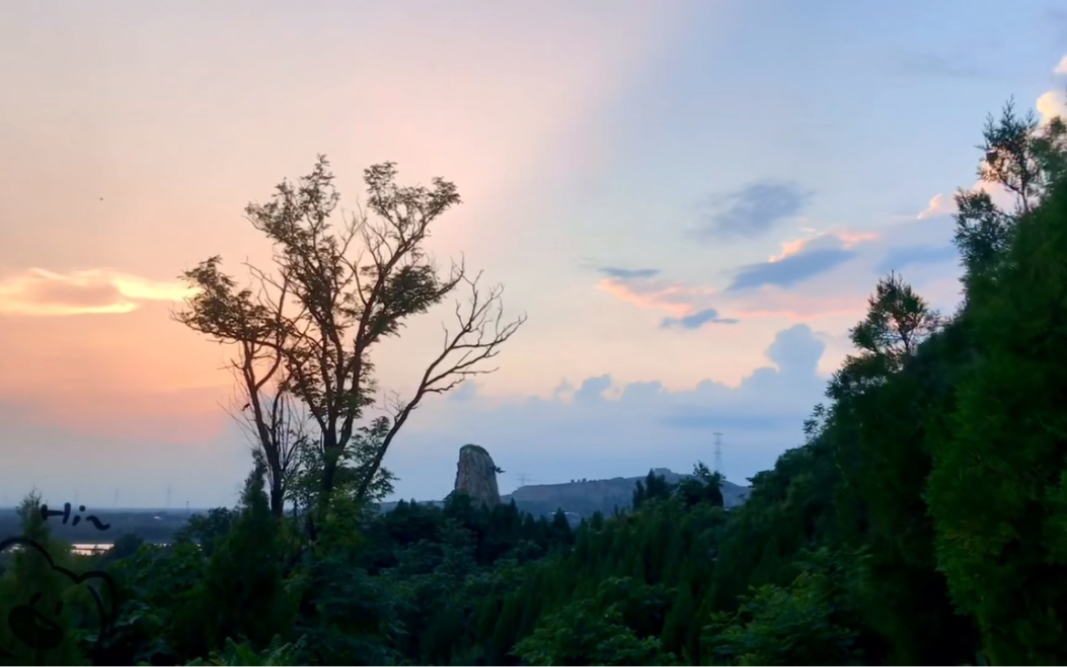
[380,468,751,520]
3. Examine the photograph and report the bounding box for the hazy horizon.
[0,461,752,513]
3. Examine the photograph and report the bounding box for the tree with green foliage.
[198,457,294,653]
[953,99,1066,293]
[514,596,676,666]
[675,463,724,509]
[184,636,308,666]
[172,508,236,558]
[176,156,525,517]
[928,171,1067,664]
[633,470,673,510]
[702,550,861,666]
[827,270,942,402]
[102,539,210,664]
[0,493,104,666]
[816,269,978,664]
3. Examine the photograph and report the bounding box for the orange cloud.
[768,228,878,262]
[595,277,719,318]
[768,236,814,262]
[837,230,880,248]
[0,268,198,316]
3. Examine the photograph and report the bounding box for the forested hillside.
[1,102,1065,665]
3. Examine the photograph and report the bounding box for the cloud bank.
[386,323,831,499]
[593,211,966,335]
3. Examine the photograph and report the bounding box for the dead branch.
[355,273,526,500]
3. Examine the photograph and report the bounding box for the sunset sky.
[2,1,1066,509]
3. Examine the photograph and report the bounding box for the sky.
[2,1,1066,509]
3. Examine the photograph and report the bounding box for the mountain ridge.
[379,467,751,519]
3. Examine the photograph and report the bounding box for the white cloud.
[1054,54,1067,76]
[917,176,1019,221]
[918,193,954,219]
[1037,90,1067,126]
[1035,53,1067,126]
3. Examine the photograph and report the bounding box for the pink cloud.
[1054,54,1067,76]
[594,227,880,324]
[918,178,1016,220]
[768,228,878,261]
[595,277,719,318]
[591,221,956,331]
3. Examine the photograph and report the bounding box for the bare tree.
[175,255,304,518]
[175,156,525,514]
[229,369,308,518]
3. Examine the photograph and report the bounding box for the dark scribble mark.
[8,593,64,650]
[0,537,118,659]
[85,516,110,531]
[39,503,110,531]
[40,503,71,524]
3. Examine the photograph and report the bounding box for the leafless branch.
[355,273,525,500]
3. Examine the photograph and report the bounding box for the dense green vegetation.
[2,102,1066,665]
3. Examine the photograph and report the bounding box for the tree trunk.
[321,455,337,497]
[269,485,284,519]
[320,442,341,498]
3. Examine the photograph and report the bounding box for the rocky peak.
[453,444,502,508]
